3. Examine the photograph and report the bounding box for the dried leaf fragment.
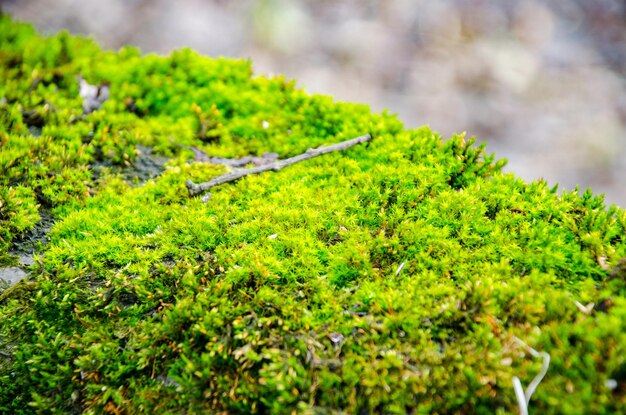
[79,76,109,114]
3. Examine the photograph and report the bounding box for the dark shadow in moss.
[91,144,169,185]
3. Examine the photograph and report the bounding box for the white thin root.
[597,255,609,270]
[395,261,406,277]
[512,336,551,415]
[574,300,595,315]
[201,192,212,204]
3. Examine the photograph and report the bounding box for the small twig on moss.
[171,138,279,166]
[512,336,550,415]
[186,133,371,197]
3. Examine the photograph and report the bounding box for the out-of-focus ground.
[3,0,625,207]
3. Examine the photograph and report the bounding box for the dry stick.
[186,133,372,196]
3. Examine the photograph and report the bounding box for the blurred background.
[2,0,625,207]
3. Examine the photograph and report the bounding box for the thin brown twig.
[186,133,371,196]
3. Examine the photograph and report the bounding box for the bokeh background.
[3,0,625,207]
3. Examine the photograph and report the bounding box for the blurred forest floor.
[4,0,626,207]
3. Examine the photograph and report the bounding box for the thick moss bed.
[1,16,626,414]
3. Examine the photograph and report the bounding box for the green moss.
[1,14,626,414]
[0,185,39,258]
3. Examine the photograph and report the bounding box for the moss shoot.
[1,15,626,414]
